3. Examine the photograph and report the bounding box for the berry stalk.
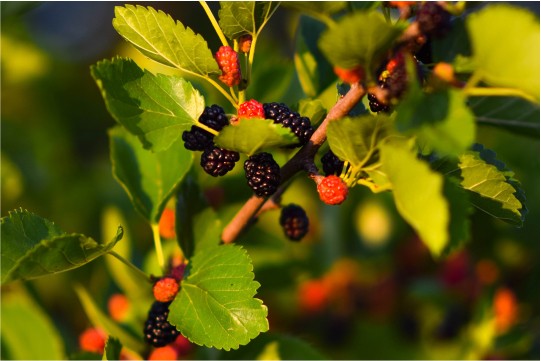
[221,83,366,243]
[151,223,165,272]
[108,251,153,283]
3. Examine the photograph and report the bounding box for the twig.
[221,83,366,243]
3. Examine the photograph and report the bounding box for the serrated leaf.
[466,4,540,101]
[396,86,475,156]
[109,126,193,224]
[441,178,472,256]
[468,96,540,138]
[113,5,220,75]
[0,209,123,284]
[102,337,122,361]
[381,139,449,256]
[169,244,268,350]
[218,2,279,39]
[92,58,205,152]
[1,285,66,360]
[214,118,297,155]
[327,114,392,167]
[318,11,404,79]
[74,286,145,355]
[457,145,526,226]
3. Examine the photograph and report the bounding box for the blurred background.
[1,2,539,360]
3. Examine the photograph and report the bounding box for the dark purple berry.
[244,152,281,197]
[200,146,240,177]
[182,105,229,151]
[416,2,452,38]
[143,301,179,347]
[263,103,314,146]
[280,204,309,241]
[321,150,344,176]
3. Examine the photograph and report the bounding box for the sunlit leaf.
[92,58,205,152]
[109,126,193,224]
[218,2,279,38]
[113,5,219,75]
[381,139,449,256]
[102,337,122,361]
[466,4,540,101]
[214,118,297,155]
[1,209,122,284]
[169,244,268,350]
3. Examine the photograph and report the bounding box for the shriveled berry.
[239,34,252,53]
[215,46,241,87]
[200,146,240,177]
[317,175,349,205]
[280,204,309,241]
[321,150,344,176]
[263,102,314,146]
[334,66,365,84]
[153,277,180,303]
[244,152,281,197]
[416,2,452,37]
[144,301,179,347]
[238,99,264,119]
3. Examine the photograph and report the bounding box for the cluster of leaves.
[1,1,539,358]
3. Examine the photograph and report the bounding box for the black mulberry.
[182,105,229,151]
[280,204,309,241]
[143,301,179,347]
[200,146,240,177]
[244,152,281,197]
[263,103,314,146]
[321,150,345,176]
[416,2,452,38]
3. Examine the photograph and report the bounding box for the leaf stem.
[108,251,153,284]
[464,86,538,104]
[199,1,229,47]
[198,75,238,108]
[195,122,219,136]
[151,223,165,272]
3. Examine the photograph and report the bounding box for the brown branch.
[221,83,366,243]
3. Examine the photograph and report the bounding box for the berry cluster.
[182,105,240,177]
[144,301,180,347]
[280,204,309,241]
[263,102,314,146]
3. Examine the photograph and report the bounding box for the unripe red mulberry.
[215,46,241,87]
[239,34,252,53]
[334,66,365,84]
[153,277,180,303]
[238,99,264,119]
[317,175,349,205]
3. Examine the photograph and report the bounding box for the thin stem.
[201,75,238,107]
[196,122,219,135]
[464,86,538,104]
[199,1,229,47]
[108,251,153,283]
[151,223,165,272]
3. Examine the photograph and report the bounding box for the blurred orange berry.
[298,279,329,313]
[173,334,193,356]
[108,293,130,322]
[239,34,252,53]
[334,66,365,84]
[493,287,518,333]
[159,208,176,239]
[388,1,416,8]
[79,327,106,354]
[148,345,179,360]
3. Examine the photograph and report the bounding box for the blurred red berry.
[159,208,176,239]
[173,334,193,356]
[79,327,106,354]
[334,66,365,84]
[298,279,329,313]
[108,293,130,322]
[148,345,179,360]
[494,287,518,334]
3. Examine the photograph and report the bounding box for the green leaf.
[113,5,220,75]
[175,177,223,259]
[1,209,123,284]
[220,333,327,360]
[381,139,449,256]
[1,285,66,360]
[396,87,475,156]
[431,17,472,63]
[294,26,319,98]
[109,126,193,223]
[297,98,327,126]
[466,4,540,101]
[214,118,298,155]
[327,114,392,167]
[456,144,526,226]
[169,244,268,350]
[318,11,404,79]
[468,96,540,138]
[74,285,145,355]
[91,58,205,152]
[102,337,122,361]
[282,2,347,23]
[218,2,279,38]
[441,178,472,256]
